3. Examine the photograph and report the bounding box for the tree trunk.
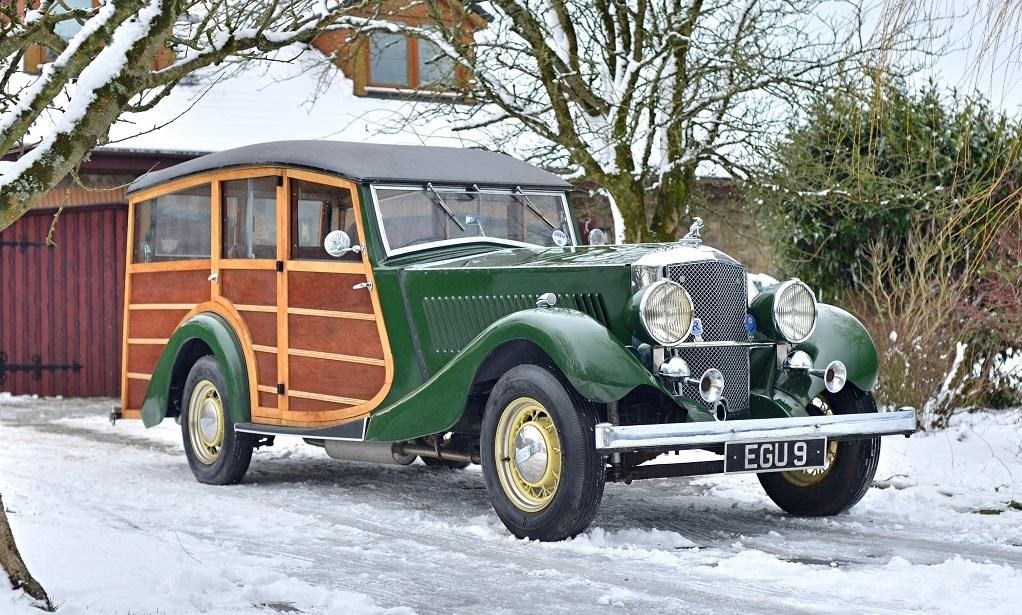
[605,176,653,243]
[0,494,54,611]
[650,163,697,242]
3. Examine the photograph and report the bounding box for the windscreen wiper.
[512,186,556,230]
[425,183,466,231]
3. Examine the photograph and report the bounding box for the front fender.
[140,312,251,428]
[773,303,879,405]
[365,308,664,442]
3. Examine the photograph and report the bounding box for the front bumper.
[594,409,916,453]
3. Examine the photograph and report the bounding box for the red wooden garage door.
[0,205,127,397]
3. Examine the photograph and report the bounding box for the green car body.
[136,164,881,443]
[124,141,916,541]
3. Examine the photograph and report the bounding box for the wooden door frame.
[277,168,394,427]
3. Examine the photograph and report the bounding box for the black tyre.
[181,355,255,485]
[481,364,605,541]
[758,386,881,516]
[421,456,471,470]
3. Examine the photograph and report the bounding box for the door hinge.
[352,281,373,291]
[276,176,284,187]
[0,351,81,383]
[275,260,284,272]
[276,383,285,395]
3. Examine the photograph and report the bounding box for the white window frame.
[370,184,577,257]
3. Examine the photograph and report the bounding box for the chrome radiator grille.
[665,259,751,413]
[675,345,751,412]
[665,261,748,342]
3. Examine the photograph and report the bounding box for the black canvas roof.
[127,140,572,194]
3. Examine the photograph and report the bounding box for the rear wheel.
[758,386,880,516]
[481,364,605,541]
[181,356,255,485]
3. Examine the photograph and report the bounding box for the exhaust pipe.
[399,444,480,465]
[323,440,416,465]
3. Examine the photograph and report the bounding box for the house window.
[367,30,457,90]
[418,35,456,87]
[369,32,410,86]
[53,0,94,42]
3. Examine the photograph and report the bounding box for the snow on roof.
[102,45,482,155]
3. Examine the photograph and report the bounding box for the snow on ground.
[1,394,1020,614]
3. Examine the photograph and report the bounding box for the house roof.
[127,140,572,194]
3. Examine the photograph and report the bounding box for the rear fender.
[140,312,251,428]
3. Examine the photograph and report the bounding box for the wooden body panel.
[122,166,394,430]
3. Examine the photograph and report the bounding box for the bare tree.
[1,494,53,611]
[388,1,935,242]
[0,0,402,231]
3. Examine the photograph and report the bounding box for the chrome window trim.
[370,184,577,258]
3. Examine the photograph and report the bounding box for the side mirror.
[324,230,363,258]
[588,228,607,246]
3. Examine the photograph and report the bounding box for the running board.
[234,418,367,441]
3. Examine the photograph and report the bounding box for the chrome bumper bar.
[594,410,917,452]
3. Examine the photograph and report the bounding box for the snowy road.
[2,396,1021,614]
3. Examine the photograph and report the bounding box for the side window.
[133,184,211,263]
[222,177,277,259]
[368,32,410,87]
[290,179,358,260]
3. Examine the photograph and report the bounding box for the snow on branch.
[0,0,407,230]
[377,0,942,241]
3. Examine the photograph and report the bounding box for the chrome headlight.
[773,280,817,342]
[639,280,694,346]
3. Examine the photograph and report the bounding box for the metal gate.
[0,205,127,397]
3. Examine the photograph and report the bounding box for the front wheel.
[481,364,605,541]
[758,386,881,516]
[181,355,255,485]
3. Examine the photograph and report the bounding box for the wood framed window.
[132,184,212,263]
[289,179,359,261]
[22,0,174,73]
[366,29,457,92]
[221,177,278,259]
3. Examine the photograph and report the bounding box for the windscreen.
[374,186,574,253]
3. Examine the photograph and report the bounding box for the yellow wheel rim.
[494,397,562,512]
[188,379,225,465]
[781,397,839,487]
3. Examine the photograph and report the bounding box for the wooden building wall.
[0,204,127,397]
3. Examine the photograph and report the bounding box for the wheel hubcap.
[782,397,839,487]
[188,380,225,465]
[495,397,562,512]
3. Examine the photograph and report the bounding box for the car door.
[277,170,392,428]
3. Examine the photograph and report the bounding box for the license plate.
[724,438,827,474]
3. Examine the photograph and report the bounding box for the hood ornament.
[679,217,704,247]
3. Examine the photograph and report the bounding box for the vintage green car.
[118,141,915,541]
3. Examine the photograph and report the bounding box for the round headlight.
[773,280,817,342]
[640,280,694,345]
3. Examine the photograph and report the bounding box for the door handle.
[352,281,372,291]
[208,272,219,283]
